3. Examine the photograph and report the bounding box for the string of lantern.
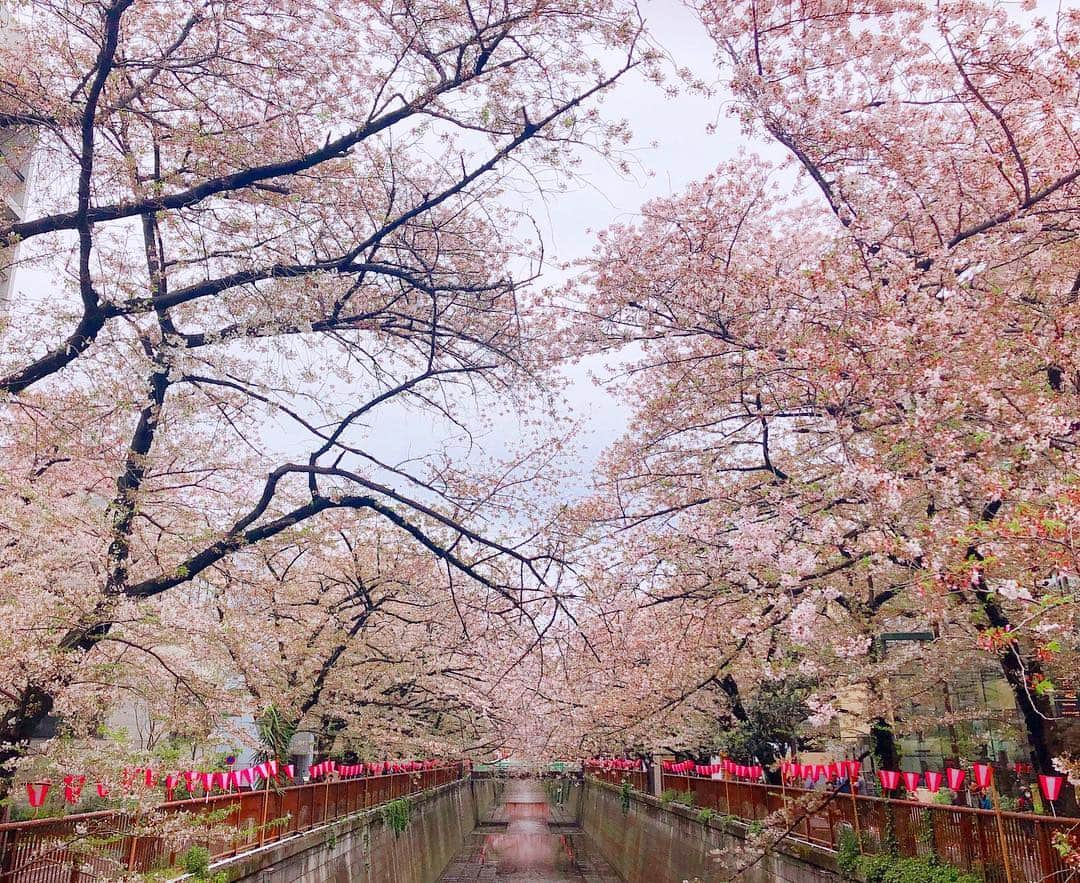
[24,758,453,808]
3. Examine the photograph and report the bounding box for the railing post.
[990,787,1014,883]
[258,779,270,847]
[1,828,18,882]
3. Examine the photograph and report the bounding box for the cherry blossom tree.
[0,0,648,787]
[570,0,1080,783]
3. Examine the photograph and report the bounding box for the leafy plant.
[660,788,679,807]
[746,819,764,835]
[181,846,210,878]
[673,789,695,807]
[620,781,632,813]
[837,828,861,877]
[255,705,297,770]
[697,807,715,824]
[381,798,410,835]
[855,852,981,883]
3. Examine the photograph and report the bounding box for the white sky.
[358,0,748,495]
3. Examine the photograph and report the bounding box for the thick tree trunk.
[0,687,55,796]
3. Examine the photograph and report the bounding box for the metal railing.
[640,773,1079,883]
[589,768,648,793]
[0,764,465,882]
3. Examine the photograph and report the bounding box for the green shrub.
[697,808,715,824]
[855,852,981,883]
[181,846,211,878]
[660,788,679,807]
[837,828,861,877]
[673,789,695,807]
[746,819,764,835]
[381,798,410,836]
[620,781,632,813]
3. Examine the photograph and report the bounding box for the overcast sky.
[358,0,750,496]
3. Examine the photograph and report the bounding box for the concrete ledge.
[583,777,842,883]
[210,777,494,883]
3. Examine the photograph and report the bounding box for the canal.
[436,778,624,881]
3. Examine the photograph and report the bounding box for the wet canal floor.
[436,779,623,882]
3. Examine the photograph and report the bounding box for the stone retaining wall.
[219,777,499,883]
[580,779,842,883]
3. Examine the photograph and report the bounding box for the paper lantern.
[827,762,840,779]
[1038,774,1064,803]
[973,763,993,789]
[63,775,84,804]
[184,770,199,792]
[924,771,943,793]
[902,771,921,793]
[165,774,179,800]
[26,782,50,808]
[285,764,295,780]
[946,768,965,791]
[841,760,861,780]
[200,772,214,791]
[813,764,826,781]
[144,769,155,788]
[878,770,900,791]
[239,768,253,787]
[212,771,226,790]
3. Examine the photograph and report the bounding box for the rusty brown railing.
[589,768,648,793]
[631,773,1078,883]
[0,764,465,882]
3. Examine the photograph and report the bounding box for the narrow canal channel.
[437,778,624,882]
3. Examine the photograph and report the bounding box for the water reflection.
[436,778,622,881]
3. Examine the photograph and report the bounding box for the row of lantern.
[661,759,766,779]
[26,760,293,808]
[585,758,645,771]
[782,760,859,781]
[26,758,453,808]
[876,765,1067,804]
[309,759,448,779]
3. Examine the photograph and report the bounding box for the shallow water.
[436,779,623,882]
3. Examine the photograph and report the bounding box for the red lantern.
[165,774,179,801]
[924,771,943,793]
[902,771,921,793]
[144,769,155,788]
[96,782,109,799]
[946,768,965,791]
[285,764,295,780]
[973,763,993,789]
[878,770,900,791]
[813,764,826,781]
[843,760,861,781]
[1038,774,1064,803]
[26,781,51,808]
[184,770,198,793]
[62,775,84,804]
[827,762,840,779]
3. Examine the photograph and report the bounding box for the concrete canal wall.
[580,778,843,883]
[220,777,499,883]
